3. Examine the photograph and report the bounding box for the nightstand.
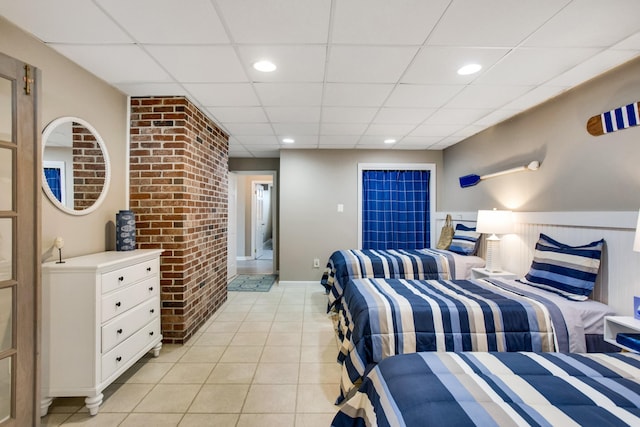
[471,267,517,280]
[604,316,640,352]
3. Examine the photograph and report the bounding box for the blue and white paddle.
[459,161,540,188]
[587,101,640,136]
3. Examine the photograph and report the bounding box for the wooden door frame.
[0,52,40,426]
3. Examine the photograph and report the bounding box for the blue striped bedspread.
[332,351,640,427]
[336,277,586,402]
[320,248,458,311]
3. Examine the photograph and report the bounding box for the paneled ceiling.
[2,0,640,158]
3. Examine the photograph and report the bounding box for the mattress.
[332,351,640,427]
[335,277,616,402]
[320,248,485,311]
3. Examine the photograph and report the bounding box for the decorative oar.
[459,161,540,188]
[587,101,640,136]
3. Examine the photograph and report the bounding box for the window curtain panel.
[44,167,63,202]
[362,169,430,250]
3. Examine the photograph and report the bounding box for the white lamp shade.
[634,209,640,252]
[476,210,514,235]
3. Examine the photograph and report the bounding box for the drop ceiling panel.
[272,123,319,136]
[425,109,493,125]
[1,0,639,158]
[445,85,533,110]
[215,0,331,44]
[0,0,131,43]
[327,46,418,83]
[331,0,450,45]
[318,136,359,147]
[402,47,510,84]
[547,50,640,87]
[49,44,171,83]
[265,107,321,123]
[320,123,368,135]
[237,45,327,83]
[97,0,229,44]
[427,0,570,47]
[321,107,378,123]
[364,124,417,136]
[523,0,640,48]
[385,84,463,109]
[323,84,395,107]
[278,135,318,145]
[254,83,323,106]
[207,107,269,123]
[184,83,260,106]
[476,47,600,86]
[223,123,274,136]
[372,108,435,125]
[115,83,187,97]
[409,123,464,138]
[233,135,279,145]
[146,45,248,83]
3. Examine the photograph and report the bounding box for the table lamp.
[476,209,514,272]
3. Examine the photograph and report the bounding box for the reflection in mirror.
[0,77,10,142]
[42,117,111,215]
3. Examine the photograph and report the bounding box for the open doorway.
[252,181,273,262]
[230,172,276,277]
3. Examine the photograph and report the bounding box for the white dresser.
[40,249,164,416]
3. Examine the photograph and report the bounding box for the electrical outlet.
[313,258,320,268]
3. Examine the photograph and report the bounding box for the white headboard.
[435,211,640,315]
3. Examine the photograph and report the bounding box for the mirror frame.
[41,116,111,216]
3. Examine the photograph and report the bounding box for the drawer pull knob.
[117,329,123,334]
[116,356,122,362]
[149,331,154,336]
[147,267,152,272]
[149,286,154,291]
[115,302,121,308]
[150,309,155,314]
[118,276,124,282]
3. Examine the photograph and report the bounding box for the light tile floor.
[41,282,342,427]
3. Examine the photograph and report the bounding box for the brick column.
[129,96,229,343]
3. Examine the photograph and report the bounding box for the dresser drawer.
[102,297,160,353]
[101,276,159,322]
[102,258,159,294]
[101,317,161,382]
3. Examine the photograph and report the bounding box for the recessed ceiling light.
[384,139,396,144]
[457,63,482,75]
[282,138,295,144]
[253,60,277,72]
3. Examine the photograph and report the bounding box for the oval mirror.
[41,117,111,215]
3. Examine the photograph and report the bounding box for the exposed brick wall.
[129,96,229,344]
[72,123,105,210]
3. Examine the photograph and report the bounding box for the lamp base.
[484,234,501,272]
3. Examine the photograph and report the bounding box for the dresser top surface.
[42,249,163,272]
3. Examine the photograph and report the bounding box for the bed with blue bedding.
[320,248,485,311]
[332,351,640,427]
[335,276,614,402]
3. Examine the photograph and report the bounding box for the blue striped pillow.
[523,234,604,301]
[448,224,481,255]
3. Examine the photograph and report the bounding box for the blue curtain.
[44,167,63,202]
[362,169,430,250]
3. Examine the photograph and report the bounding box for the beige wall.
[279,149,443,281]
[0,17,128,261]
[442,56,640,212]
